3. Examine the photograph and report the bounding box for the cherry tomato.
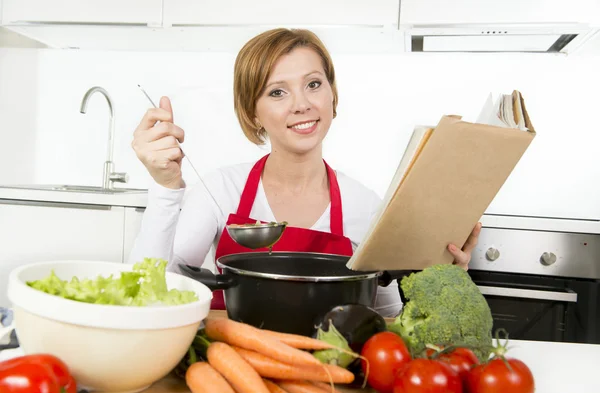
[465,357,535,393]
[434,347,479,382]
[360,332,411,393]
[393,358,462,393]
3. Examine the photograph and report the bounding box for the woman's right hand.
[132,96,186,189]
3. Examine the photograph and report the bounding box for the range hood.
[399,0,600,54]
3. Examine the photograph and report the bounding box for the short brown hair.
[233,28,338,145]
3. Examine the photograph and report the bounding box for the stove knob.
[485,247,500,261]
[541,252,557,266]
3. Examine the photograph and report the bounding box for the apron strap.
[235,154,345,236]
[324,161,344,236]
[236,155,268,217]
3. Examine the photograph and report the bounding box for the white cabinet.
[1,0,163,25]
[123,207,145,264]
[0,200,125,307]
[2,0,401,28]
[162,0,400,28]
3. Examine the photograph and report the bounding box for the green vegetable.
[313,320,356,368]
[387,264,493,362]
[27,258,198,306]
[173,329,212,379]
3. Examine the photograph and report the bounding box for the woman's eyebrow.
[265,70,324,89]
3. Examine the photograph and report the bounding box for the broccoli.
[387,264,493,362]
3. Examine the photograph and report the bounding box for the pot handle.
[378,270,417,287]
[179,264,237,291]
[379,270,417,305]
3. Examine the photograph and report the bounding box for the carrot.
[204,318,322,367]
[259,330,340,351]
[185,362,235,393]
[206,341,270,393]
[277,381,333,393]
[263,379,290,393]
[309,381,342,393]
[233,347,354,384]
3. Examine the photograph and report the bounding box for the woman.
[128,28,481,317]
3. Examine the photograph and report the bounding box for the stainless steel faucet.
[80,86,128,189]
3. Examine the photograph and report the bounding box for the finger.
[160,96,174,122]
[143,147,183,170]
[448,244,467,261]
[147,135,181,151]
[144,122,185,143]
[163,146,184,163]
[448,244,470,269]
[136,107,173,132]
[462,222,482,254]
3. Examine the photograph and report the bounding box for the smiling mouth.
[288,120,319,131]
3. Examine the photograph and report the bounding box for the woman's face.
[255,47,334,156]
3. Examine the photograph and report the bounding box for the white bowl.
[7,260,212,393]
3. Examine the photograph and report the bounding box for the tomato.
[465,357,535,393]
[393,358,462,393]
[0,362,62,393]
[0,354,77,393]
[433,347,479,382]
[360,332,411,393]
[24,354,76,393]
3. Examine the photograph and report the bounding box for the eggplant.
[312,304,387,354]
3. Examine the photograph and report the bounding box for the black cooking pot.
[179,252,411,336]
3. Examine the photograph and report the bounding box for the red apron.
[211,154,353,310]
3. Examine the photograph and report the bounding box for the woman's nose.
[291,92,311,113]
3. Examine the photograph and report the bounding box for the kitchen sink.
[0,184,147,194]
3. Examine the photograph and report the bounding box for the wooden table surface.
[144,374,374,393]
[142,310,376,392]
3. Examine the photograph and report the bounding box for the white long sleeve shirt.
[127,161,403,317]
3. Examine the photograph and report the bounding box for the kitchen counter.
[2,185,600,233]
[0,185,148,208]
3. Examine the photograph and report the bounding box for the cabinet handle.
[0,199,112,210]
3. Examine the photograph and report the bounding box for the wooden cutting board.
[142,310,377,393]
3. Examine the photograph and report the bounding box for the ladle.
[138,85,287,250]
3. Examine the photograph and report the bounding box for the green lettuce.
[27,258,198,306]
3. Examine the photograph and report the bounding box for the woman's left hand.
[448,222,482,271]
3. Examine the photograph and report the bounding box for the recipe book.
[346,90,536,271]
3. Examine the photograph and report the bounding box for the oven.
[467,217,600,345]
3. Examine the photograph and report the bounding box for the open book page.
[512,90,527,130]
[348,126,433,266]
[476,91,528,131]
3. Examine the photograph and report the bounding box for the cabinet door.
[163,0,400,27]
[0,200,125,308]
[1,0,162,25]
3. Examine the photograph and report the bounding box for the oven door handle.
[477,285,578,303]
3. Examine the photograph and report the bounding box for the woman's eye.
[308,80,322,89]
[269,89,284,97]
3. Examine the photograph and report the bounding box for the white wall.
[1,46,599,220]
[0,48,39,184]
